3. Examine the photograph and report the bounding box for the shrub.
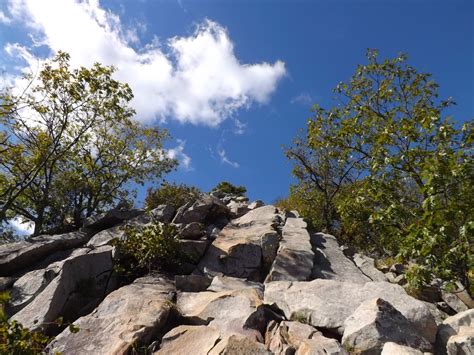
[112,222,187,278]
[212,181,247,196]
[144,182,201,210]
[0,292,50,354]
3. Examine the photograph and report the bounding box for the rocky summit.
[1,193,472,355]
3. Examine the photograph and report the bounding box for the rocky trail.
[1,193,472,354]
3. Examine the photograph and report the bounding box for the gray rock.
[264,279,437,343]
[342,298,432,353]
[265,320,320,354]
[180,239,209,264]
[196,206,281,281]
[265,217,314,282]
[179,222,205,240]
[311,233,371,284]
[0,276,16,291]
[436,309,474,355]
[173,194,229,224]
[209,334,271,355]
[150,204,175,223]
[442,291,470,313]
[248,200,265,210]
[87,225,124,247]
[353,253,388,282]
[12,246,114,331]
[0,230,94,276]
[423,301,450,325]
[83,208,145,229]
[207,276,264,293]
[235,196,249,203]
[175,274,213,292]
[386,271,407,285]
[47,276,175,354]
[446,326,474,355]
[381,342,424,355]
[295,334,347,355]
[155,325,221,354]
[228,200,250,218]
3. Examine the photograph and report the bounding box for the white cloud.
[218,149,239,168]
[167,139,192,171]
[9,217,35,236]
[5,0,286,126]
[291,92,314,106]
[0,10,12,24]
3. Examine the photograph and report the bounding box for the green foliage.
[0,51,177,235]
[212,181,247,196]
[0,292,50,354]
[144,182,201,210]
[286,49,473,292]
[112,222,187,277]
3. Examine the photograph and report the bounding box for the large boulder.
[265,320,320,354]
[155,325,221,354]
[352,253,388,282]
[86,225,124,247]
[265,217,314,282]
[175,274,213,292]
[177,287,264,341]
[173,195,229,224]
[311,233,371,284]
[436,309,474,355]
[341,298,432,353]
[381,342,424,355]
[196,206,282,281]
[207,276,264,293]
[0,230,93,276]
[83,208,145,230]
[209,334,271,355]
[264,279,437,342]
[295,334,347,355]
[12,246,114,331]
[47,276,175,354]
[150,204,176,223]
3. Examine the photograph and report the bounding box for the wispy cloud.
[218,149,239,168]
[0,10,12,24]
[3,0,286,127]
[167,139,192,171]
[291,92,315,106]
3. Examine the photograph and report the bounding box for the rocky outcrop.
[173,195,229,224]
[264,279,437,342]
[47,276,175,354]
[436,309,474,355]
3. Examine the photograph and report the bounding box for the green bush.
[0,292,50,354]
[144,182,201,210]
[112,222,187,277]
[212,181,247,196]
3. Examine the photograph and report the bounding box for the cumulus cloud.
[9,217,35,236]
[4,0,286,126]
[167,139,192,171]
[218,149,239,168]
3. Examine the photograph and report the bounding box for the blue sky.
[1,0,473,208]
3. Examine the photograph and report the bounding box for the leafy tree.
[0,52,177,235]
[287,49,473,291]
[212,181,247,196]
[144,182,201,210]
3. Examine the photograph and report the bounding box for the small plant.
[112,222,187,278]
[144,182,201,210]
[0,292,50,354]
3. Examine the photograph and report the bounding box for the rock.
[264,279,437,342]
[442,291,470,313]
[173,195,229,224]
[228,200,250,218]
[265,217,314,282]
[83,208,144,230]
[340,245,356,258]
[179,222,205,240]
[0,276,16,291]
[0,230,94,276]
[353,253,388,282]
[311,233,371,284]
[381,342,424,355]
[248,200,265,210]
[12,246,114,331]
[235,196,249,203]
[196,206,281,281]
[423,301,450,325]
[86,225,124,247]
[446,326,474,355]
[155,325,221,354]
[180,240,209,264]
[295,334,347,355]
[209,334,271,355]
[265,320,319,354]
[150,204,175,223]
[47,276,175,354]
[177,287,263,341]
[436,309,474,355]
[342,298,432,353]
[175,274,213,292]
[386,271,407,285]
[207,276,264,293]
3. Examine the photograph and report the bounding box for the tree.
[144,182,201,210]
[212,181,247,196]
[0,52,177,235]
[287,49,473,291]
